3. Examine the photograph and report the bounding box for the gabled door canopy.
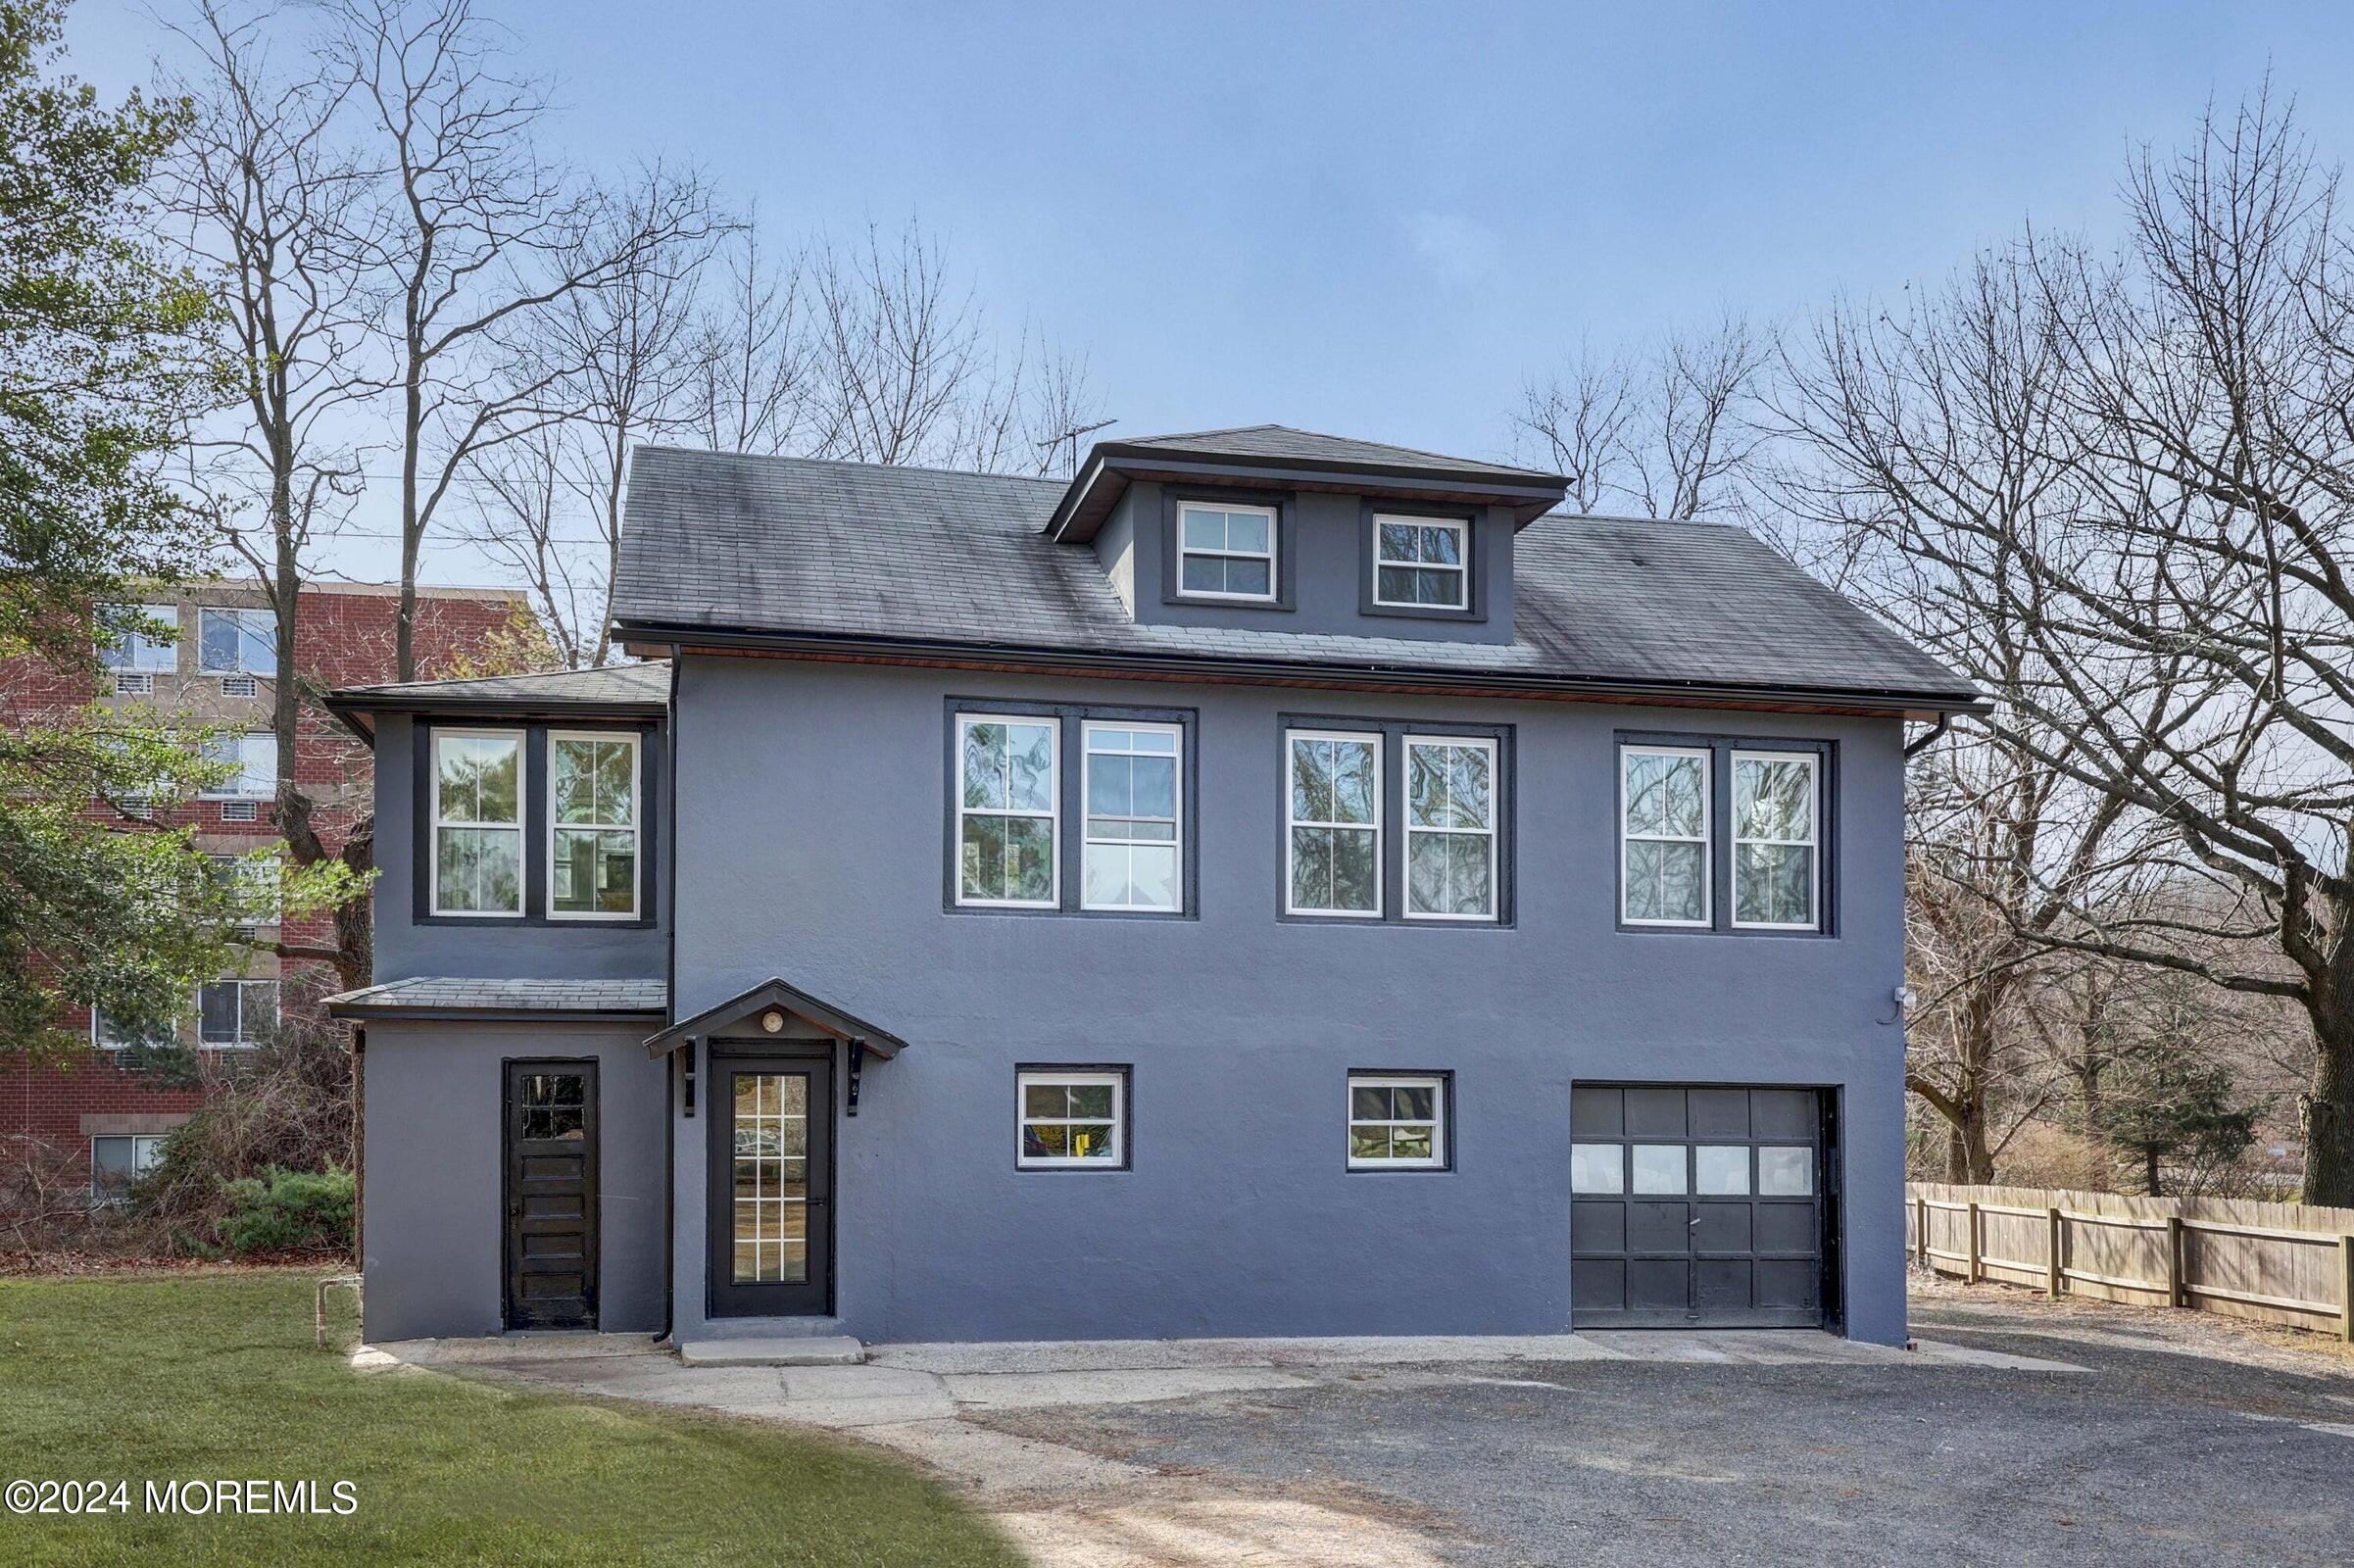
[643,976,907,1060]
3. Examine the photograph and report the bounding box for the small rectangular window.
[198,732,277,801]
[1731,751,1820,930]
[1017,1069,1126,1168]
[198,608,276,674]
[1347,1073,1447,1169]
[90,1133,168,1204]
[96,603,178,673]
[1287,730,1382,916]
[956,714,1057,907]
[1175,502,1278,601]
[91,1007,174,1052]
[1372,515,1469,610]
[1404,736,1496,919]
[1081,722,1181,911]
[431,729,523,916]
[1571,1143,1625,1194]
[1758,1146,1814,1196]
[1620,746,1710,926]
[196,978,277,1048]
[208,852,281,927]
[549,732,640,919]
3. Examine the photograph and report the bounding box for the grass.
[0,1269,1020,1567]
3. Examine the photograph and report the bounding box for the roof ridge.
[636,444,1069,488]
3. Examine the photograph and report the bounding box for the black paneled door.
[1570,1084,1831,1329]
[503,1060,599,1330]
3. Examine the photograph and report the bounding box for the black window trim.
[943,697,1201,919]
[1613,729,1837,938]
[1276,711,1516,927]
[1013,1062,1135,1172]
[412,716,663,929]
[1159,485,1299,612]
[1358,501,1486,623]
[1345,1067,1458,1174]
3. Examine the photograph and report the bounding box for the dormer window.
[1175,502,1278,602]
[1372,515,1469,611]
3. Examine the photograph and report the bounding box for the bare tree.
[688,218,816,457]
[324,0,718,678]
[456,419,596,666]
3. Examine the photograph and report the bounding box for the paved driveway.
[393,1281,2354,1567]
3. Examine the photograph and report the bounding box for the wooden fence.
[1908,1181,2354,1342]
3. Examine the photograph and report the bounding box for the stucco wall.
[360,1020,667,1341]
[665,655,1912,1345]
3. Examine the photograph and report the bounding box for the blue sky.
[62,1,2354,582]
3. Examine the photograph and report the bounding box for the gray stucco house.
[325,424,1982,1348]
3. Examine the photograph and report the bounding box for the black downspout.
[658,648,682,1345]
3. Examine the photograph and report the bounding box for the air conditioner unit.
[221,801,259,823]
[221,675,258,698]
[114,672,152,696]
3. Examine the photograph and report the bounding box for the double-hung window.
[198,608,275,674]
[1016,1068,1127,1168]
[956,714,1058,907]
[91,1007,174,1052]
[1082,722,1180,911]
[1286,719,1512,923]
[208,852,281,929]
[1175,501,1278,601]
[97,603,178,673]
[550,732,640,918]
[1372,515,1470,611]
[199,732,277,801]
[432,729,523,916]
[1347,1072,1448,1169]
[196,978,277,1048]
[90,1134,168,1204]
[1619,736,1829,933]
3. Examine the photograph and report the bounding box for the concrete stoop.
[675,1335,866,1367]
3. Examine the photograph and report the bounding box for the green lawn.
[0,1270,1019,1567]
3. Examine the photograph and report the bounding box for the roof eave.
[1046,451,1568,543]
[323,690,667,741]
[329,1001,668,1024]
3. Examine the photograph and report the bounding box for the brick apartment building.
[0,579,523,1200]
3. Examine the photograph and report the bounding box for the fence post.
[2166,1215,2185,1308]
[2045,1205,2063,1299]
[2340,1235,2353,1345]
[1916,1195,1930,1268]
[1966,1200,1981,1284]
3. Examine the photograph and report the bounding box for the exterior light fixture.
[761,1009,785,1033]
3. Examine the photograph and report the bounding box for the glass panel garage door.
[1571,1085,1829,1328]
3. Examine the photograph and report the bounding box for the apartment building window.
[91,1008,174,1052]
[550,732,640,918]
[199,607,276,674]
[198,732,277,802]
[208,852,282,929]
[431,729,524,915]
[1283,717,1513,924]
[196,978,277,1048]
[1016,1068,1128,1169]
[90,1134,168,1204]
[1618,734,1832,934]
[96,603,178,673]
[1347,1072,1449,1170]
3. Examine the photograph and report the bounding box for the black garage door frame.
[1569,1082,1844,1332]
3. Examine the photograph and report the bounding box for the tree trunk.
[2144,1148,2164,1198]
[2303,1028,2354,1207]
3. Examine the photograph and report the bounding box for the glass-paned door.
[707,1054,832,1316]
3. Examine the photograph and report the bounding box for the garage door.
[1570,1085,1830,1329]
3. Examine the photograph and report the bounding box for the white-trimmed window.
[1286,730,1382,916]
[956,714,1058,906]
[431,729,523,916]
[549,732,640,919]
[97,603,178,673]
[1732,751,1820,930]
[1348,1074,1447,1169]
[1372,515,1469,610]
[1017,1069,1126,1168]
[209,851,282,928]
[198,732,277,801]
[1081,721,1180,911]
[1620,746,1710,926]
[90,1134,168,1204]
[1404,736,1496,919]
[91,1007,175,1053]
[196,978,277,1048]
[1175,501,1277,601]
[198,607,275,674]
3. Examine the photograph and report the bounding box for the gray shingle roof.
[613,446,1979,709]
[1102,423,1561,482]
[324,976,667,1017]
[334,662,671,710]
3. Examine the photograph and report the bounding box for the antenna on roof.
[1036,418,1115,478]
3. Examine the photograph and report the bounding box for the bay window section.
[550,732,640,918]
[1620,747,1709,926]
[1287,731,1381,916]
[1082,722,1180,911]
[431,729,523,916]
[1405,737,1496,919]
[1732,751,1820,930]
[956,714,1057,907]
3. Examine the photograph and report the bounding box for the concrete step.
[676,1335,865,1367]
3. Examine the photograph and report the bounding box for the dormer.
[1044,425,1568,646]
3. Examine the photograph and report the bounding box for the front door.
[503,1059,599,1330]
[708,1053,833,1317]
